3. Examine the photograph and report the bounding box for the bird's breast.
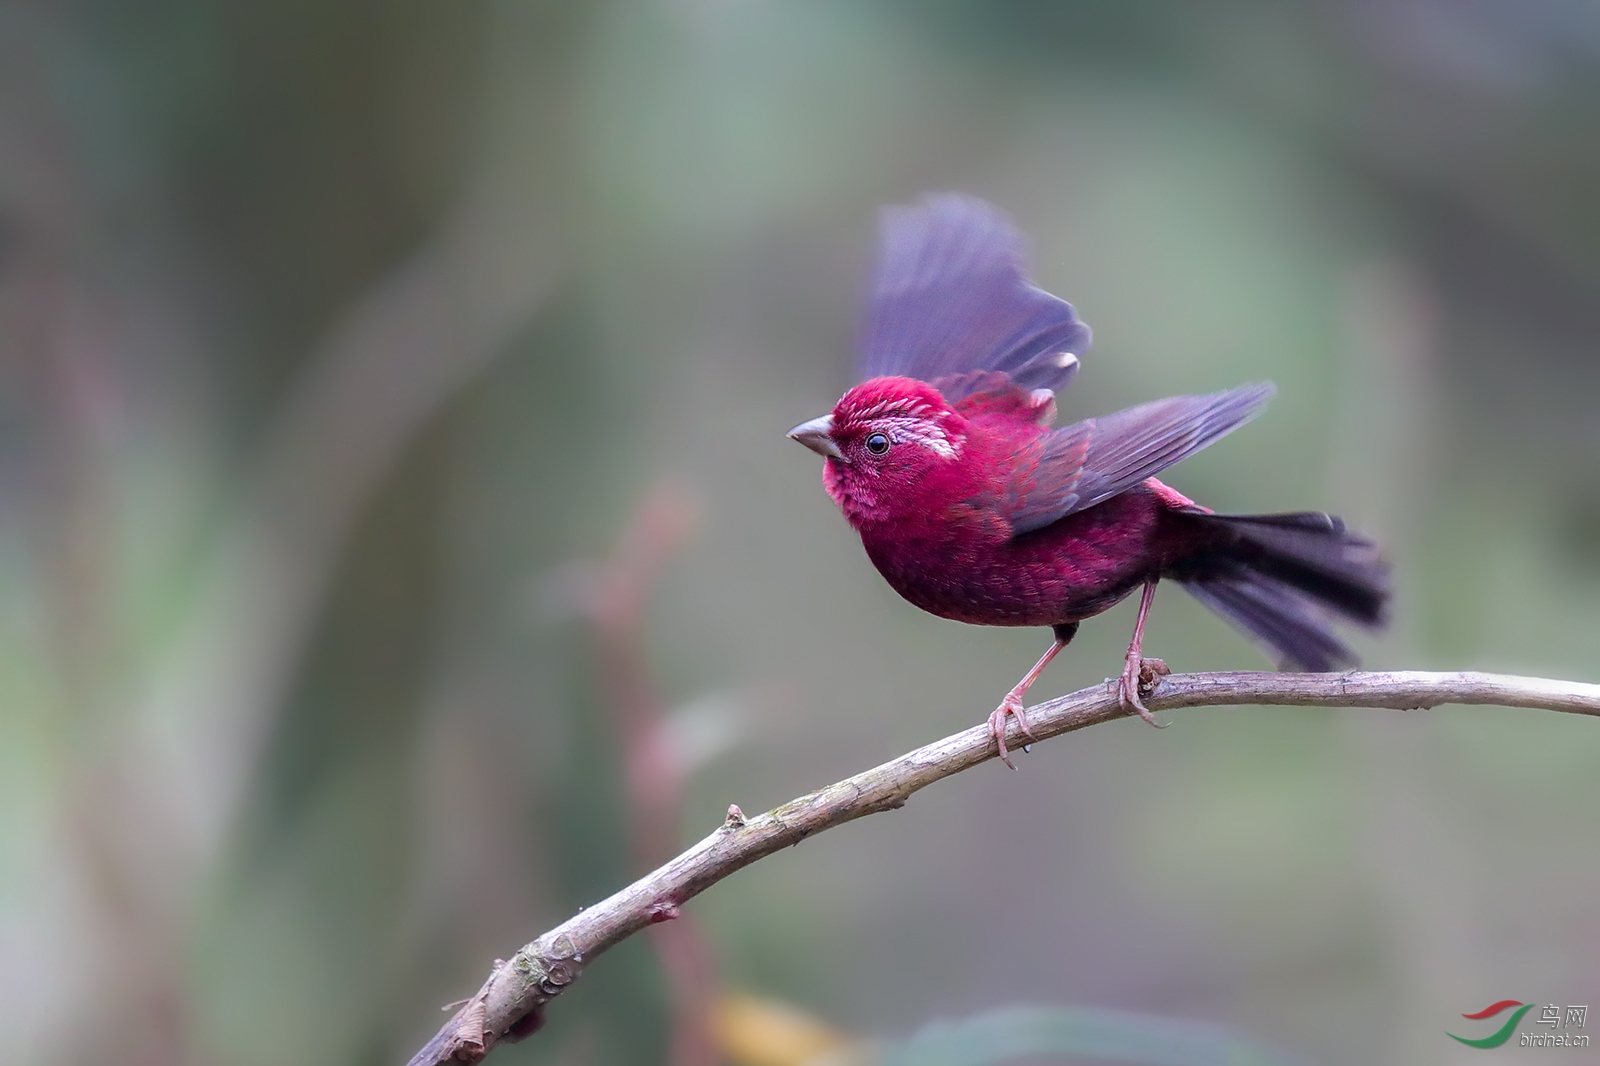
[858,489,1168,627]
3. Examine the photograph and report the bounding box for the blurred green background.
[2,2,1598,1064]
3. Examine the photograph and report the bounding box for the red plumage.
[789,196,1388,766]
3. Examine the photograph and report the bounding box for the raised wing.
[1007,383,1276,535]
[861,195,1091,403]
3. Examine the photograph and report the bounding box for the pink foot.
[1118,654,1171,727]
[987,690,1038,770]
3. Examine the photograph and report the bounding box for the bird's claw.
[1118,654,1170,727]
[988,691,1036,770]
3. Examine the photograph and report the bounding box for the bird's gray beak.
[787,414,842,459]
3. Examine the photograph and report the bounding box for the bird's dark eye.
[865,432,891,456]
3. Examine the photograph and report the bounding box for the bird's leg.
[989,622,1078,769]
[1118,578,1170,726]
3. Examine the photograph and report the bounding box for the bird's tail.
[1170,511,1389,671]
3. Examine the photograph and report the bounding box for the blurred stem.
[407,668,1600,1066]
[577,482,718,1066]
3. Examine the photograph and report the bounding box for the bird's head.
[787,376,968,526]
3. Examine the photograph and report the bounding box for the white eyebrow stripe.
[876,415,959,460]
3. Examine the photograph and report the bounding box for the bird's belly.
[861,497,1162,628]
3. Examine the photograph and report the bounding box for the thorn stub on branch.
[724,803,746,828]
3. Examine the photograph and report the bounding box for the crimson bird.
[788,195,1388,767]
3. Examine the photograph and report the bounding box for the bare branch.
[405,669,1600,1066]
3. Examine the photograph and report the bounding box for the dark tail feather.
[1172,511,1389,672]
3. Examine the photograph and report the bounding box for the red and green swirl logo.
[1448,1001,1534,1048]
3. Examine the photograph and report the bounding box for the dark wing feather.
[1008,383,1275,535]
[1181,570,1356,671]
[861,195,1091,402]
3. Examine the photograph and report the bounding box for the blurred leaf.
[712,992,856,1066]
[880,1004,1302,1066]
[663,689,749,776]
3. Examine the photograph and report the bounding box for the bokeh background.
[3,2,1599,1064]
